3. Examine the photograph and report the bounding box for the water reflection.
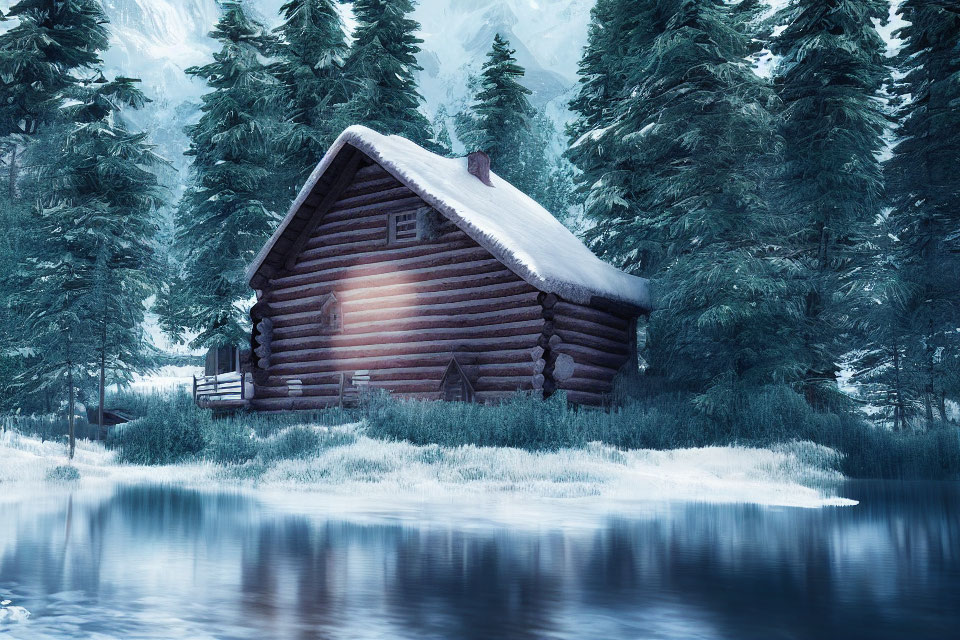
[0,482,957,639]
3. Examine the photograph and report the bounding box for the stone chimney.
[467,151,493,186]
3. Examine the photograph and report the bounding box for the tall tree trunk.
[8,144,17,201]
[67,359,75,460]
[924,320,935,427]
[98,327,105,442]
[892,335,906,431]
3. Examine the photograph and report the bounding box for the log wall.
[540,299,634,406]
[251,158,546,410]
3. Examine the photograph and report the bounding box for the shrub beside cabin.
[194,126,650,411]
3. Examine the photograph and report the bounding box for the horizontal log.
[473,376,537,391]
[324,195,424,220]
[558,377,614,393]
[262,362,542,387]
[553,343,629,370]
[344,307,542,336]
[297,230,469,264]
[353,162,391,180]
[553,301,629,330]
[271,305,542,339]
[290,240,487,280]
[307,226,385,249]
[340,174,402,198]
[274,246,494,290]
[257,379,441,398]
[315,208,387,234]
[265,348,543,377]
[267,265,520,304]
[267,258,506,301]
[266,283,536,320]
[345,292,541,325]
[256,383,343,398]
[555,329,629,355]
[330,185,416,212]
[554,314,629,344]
[270,324,544,358]
[268,334,542,367]
[572,361,621,382]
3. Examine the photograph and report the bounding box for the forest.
[0,0,957,478]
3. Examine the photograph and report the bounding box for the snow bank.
[120,365,202,394]
[0,427,854,509]
[0,600,30,625]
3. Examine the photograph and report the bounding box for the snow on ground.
[0,426,855,513]
[114,365,202,394]
[0,600,30,624]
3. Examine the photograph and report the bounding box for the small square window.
[389,211,418,243]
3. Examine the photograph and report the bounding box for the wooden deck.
[193,372,250,410]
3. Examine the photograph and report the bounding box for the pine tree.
[22,76,162,455]
[177,2,283,349]
[457,35,563,212]
[566,0,658,222]
[579,0,794,409]
[770,0,888,406]
[342,0,433,146]
[0,0,109,138]
[0,0,112,415]
[882,0,960,425]
[272,0,350,193]
[848,223,919,430]
[567,0,639,142]
[464,35,533,161]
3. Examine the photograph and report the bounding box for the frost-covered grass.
[366,387,960,480]
[0,424,853,508]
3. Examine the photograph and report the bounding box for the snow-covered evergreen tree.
[462,34,533,163]
[770,0,888,406]
[881,0,960,424]
[22,77,162,455]
[342,0,433,146]
[0,0,112,414]
[580,0,796,407]
[177,2,283,349]
[458,35,566,215]
[0,0,109,138]
[566,0,658,224]
[272,0,350,194]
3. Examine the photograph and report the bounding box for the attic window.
[319,294,342,334]
[389,211,418,243]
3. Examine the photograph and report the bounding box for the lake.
[0,481,957,639]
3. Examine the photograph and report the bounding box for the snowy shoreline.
[0,427,856,511]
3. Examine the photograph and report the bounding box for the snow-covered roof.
[247,125,650,312]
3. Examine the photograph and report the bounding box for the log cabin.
[195,125,650,411]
